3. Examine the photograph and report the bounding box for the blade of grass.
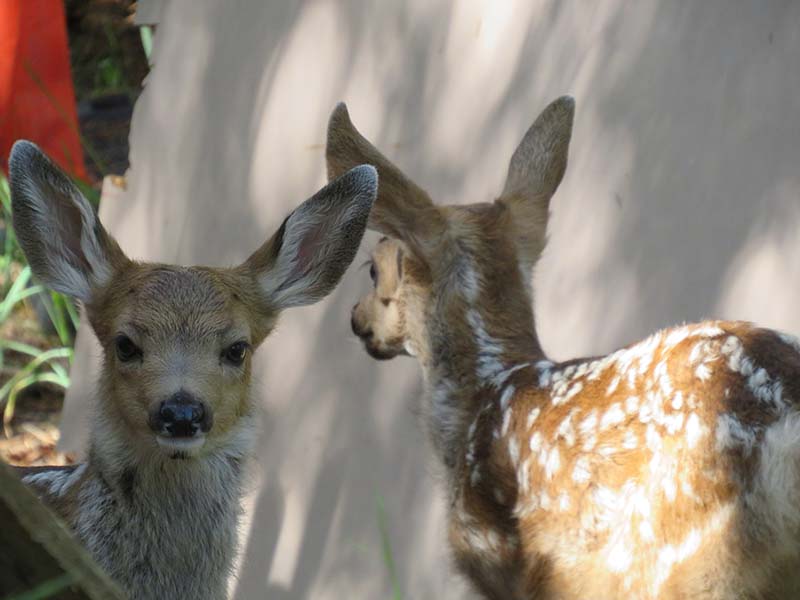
[140,26,154,62]
[376,493,403,600]
[5,573,78,600]
[4,371,70,434]
[0,340,43,357]
[0,347,73,405]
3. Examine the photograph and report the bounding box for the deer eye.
[115,335,142,362]
[369,263,378,285]
[222,341,249,366]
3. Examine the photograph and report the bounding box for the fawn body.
[8,141,378,600]
[329,98,800,599]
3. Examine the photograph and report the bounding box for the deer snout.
[351,305,373,339]
[149,390,213,438]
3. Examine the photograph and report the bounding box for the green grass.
[5,573,78,600]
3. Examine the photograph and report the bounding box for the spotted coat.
[453,321,800,599]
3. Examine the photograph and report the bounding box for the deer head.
[332,98,572,370]
[9,141,377,461]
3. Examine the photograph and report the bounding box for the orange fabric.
[0,0,87,179]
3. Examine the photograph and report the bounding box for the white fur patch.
[526,407,541,429]
[600,403,626,429]
[529,431,543,453]
[499,385,515,411]
[544,447,561,480]
[572,457,591,484]
[685,412,704,449]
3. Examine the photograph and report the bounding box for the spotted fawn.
[8,141,377,600]
[329,98,800,599]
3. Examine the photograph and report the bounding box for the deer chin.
[156,434,206,458]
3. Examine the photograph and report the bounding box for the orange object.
[0,0,87,180]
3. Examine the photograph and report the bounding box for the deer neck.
[414,264,545,470]
[74,386,257,599]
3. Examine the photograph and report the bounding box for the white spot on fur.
[625,395,640,414]
[537,360,554,387]
[695,363,712,381]
[467,309,505,382]
[607,375,621,396]
[553,381,583,406]
[664,326,691,348]
[662,478,677,502]
[646,424,662,452]
[686,412,704,449]
[578,410,598,436]
[508,437,521,467]
[544,447,560,480]
[492,363,531,388]
[639,520,655,542]
[500,408,512,437]
[654,529,702,592]
[690,324,725,339]
[499,385,515,411]
[518,457,531,494]
[530,431,543,453]
[555,408,578,447]
[671,392,683,410]
[601,403,626,429]
[526,407,541,429]
[572,457,591,484]
[607,540,634,573]
[664,412,685,435]
[558,492,571,511]
[622,430,638,450]
[459,262,480,302]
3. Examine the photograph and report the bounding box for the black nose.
[151,390,212,437]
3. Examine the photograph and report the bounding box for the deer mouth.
[156,433,206,457]
[365,342,401,361]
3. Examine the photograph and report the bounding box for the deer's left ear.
[326,103,444,244]
[243,165,378,310]
[9,140,129,303]
[496,96,575,266]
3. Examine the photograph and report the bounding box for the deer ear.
[497,96,575,266]
[9,141,129,303]
[243,165,378,310]
[326,103,443,243]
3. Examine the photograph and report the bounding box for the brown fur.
[329,98,800,599]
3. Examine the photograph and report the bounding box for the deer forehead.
[100,266,255,343]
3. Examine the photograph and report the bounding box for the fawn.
[328,98,800,599]
[8,141,377,600]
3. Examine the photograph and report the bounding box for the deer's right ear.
[243,165,378,310]
[325,103,443,243]
[9,141,129,303]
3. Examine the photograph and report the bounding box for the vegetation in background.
[65,0,149,102]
